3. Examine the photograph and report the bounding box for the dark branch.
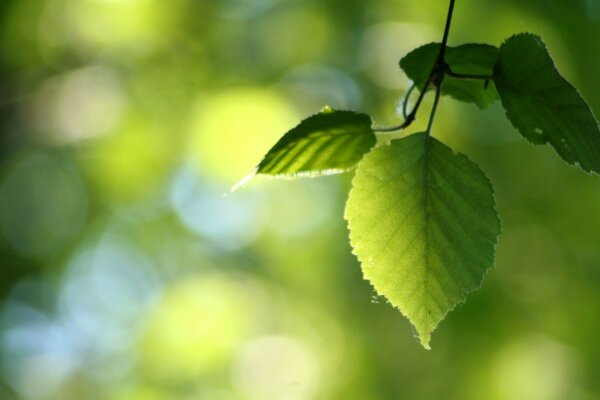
[402,83,416,119]
[373,0,457,134]
[438,0,456,63]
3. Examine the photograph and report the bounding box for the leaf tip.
[413,320,434,350]
[231,168,257,192]
[418,333,432,350]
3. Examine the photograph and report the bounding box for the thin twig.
[373,82,430,132]
[426,85,442,134]
[424,0,454,135]
[445,69,495,81]
[373,0,456,134]
[402,83,416,119]
[438,0,456,62]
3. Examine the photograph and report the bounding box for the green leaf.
[344,133,500,348]
[255,109,377,178]
[495,33,600,173]
[400,43,499,109]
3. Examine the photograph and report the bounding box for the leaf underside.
[255,109,377,178]
[345,133,500,348]
[400,43,499,109]
[495,33,600,174]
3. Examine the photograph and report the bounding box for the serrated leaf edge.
[343,134,502,349]
[495,32,600,175]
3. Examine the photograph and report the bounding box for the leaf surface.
[494,33,600,173]
[255,109,376,177]
[400,43,499,108]
[345,133,500,348]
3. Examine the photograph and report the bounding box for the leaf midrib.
[421,134,433,332]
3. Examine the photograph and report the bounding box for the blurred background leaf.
[1,0,600,399]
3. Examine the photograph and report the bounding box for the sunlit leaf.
[345,133,500,348]
[400,43,499,108]
[495,33,600,173]
[254,109,376,178]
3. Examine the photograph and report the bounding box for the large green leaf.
[255,109,376,177]
[400,43,499,109]
[495,33,600,173]
[345,133,500,348]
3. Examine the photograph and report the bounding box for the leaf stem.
[445,68,495,81]
[402,83,416,119]
[373,82,430,132]
[372,0,456,134]
[423,0,454,135]
[426,85,442,134]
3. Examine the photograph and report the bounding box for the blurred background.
[1,0,600,399]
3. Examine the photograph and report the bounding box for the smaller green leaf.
[400,43,499,109]
[254,109,377,178]
[494,33,600,173]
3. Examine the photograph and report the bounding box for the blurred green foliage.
[0,0,600,399]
